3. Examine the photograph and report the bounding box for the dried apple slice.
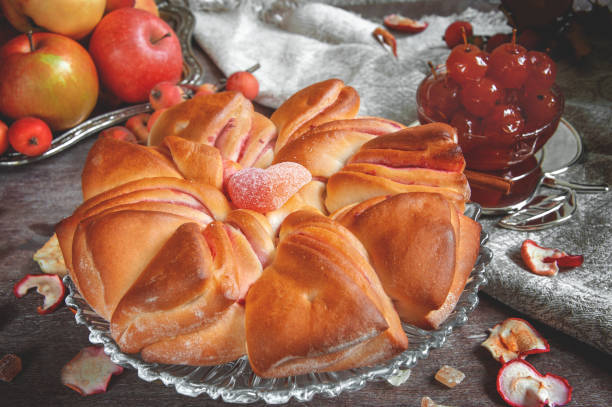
[383,14,429,33]
[61,346,123,396]
[521,240,584,276]
[482,318,549,363]
[497,359,572,407]
[13,274,65,315]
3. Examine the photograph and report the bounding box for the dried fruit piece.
[421,396,455,407]
[521,240,584,276]
[227,162,311,213]
[482,318,549,363]
[372,27,398,57]
[34,234,68,276]
[435,365,465,388]
[497,359,572,407]
[383,14,428,33]
[0,354,22,382]
[13,274,66,314]
[61,346,123,396]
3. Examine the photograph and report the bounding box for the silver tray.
[0,1,203,167]
[64,203,491,404]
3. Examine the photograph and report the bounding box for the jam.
[416,66,564,208]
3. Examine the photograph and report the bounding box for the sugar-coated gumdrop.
[227,162,312,213]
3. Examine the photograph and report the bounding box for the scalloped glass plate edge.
[0,1,202,167]
[64,203,491,404]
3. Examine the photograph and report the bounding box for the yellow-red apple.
[0,32,99,131]
[0,0,105,40]
[89,8,183,103]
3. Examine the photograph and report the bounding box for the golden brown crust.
[325,170,466,214]
[140,303,246,366]
[239,112,278,169]
[333,193,481,329]
[70,210,201,320]
[245,211,407,377]
[271,79,359,153]
[111,221,261,355]
[273,129,376,179]
[56,177,230,272]
[148,92,253,154]
[163,136,224,189]
[81,137,182,200]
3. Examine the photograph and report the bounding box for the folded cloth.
[182,0,612,354]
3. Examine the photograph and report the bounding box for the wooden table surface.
[2,1,612,405]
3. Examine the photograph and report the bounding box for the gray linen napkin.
[183,0,612,354]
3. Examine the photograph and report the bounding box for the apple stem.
[151,32,171,45]
[29,137,39,146]
[27,30,35,52]
[427,61,437,80]
[461,27,470,52]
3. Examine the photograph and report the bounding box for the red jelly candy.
[227,162,312,212]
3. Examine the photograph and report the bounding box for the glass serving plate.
[0,1,203,167]
[64,203,492,404]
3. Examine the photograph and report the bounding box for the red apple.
[0,119,8,155]
[89,8,183,104]
[8,117,52,156]
[0,0,105,40]
[0,32,99,131]
[105,0,159,16]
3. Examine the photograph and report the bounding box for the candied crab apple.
[482,318,549,363]
[497,359,572,407]
[13,274,65,314]
[61,346,123,396]
[444,21,473,48]
[521,240,584,276]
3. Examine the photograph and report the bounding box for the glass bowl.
[416,65,564,172]
[64,204,491,404]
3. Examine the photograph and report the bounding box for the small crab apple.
[226,71,259,100]
[383,14,428,33]
[125,113,151,143]
[497,359,572,407]
[444,21,473,48]
[193,83,218,98]
[99,126,138,143]
[61,346,123,396]
[13,274,65,314]
[521,240,583,276]
[148,81,188,110]
[482,318,549,363]
[0,119,8,155]
[8,117,53,157]
[147,108,167,132]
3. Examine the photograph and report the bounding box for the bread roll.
[271,79,359,153]
[245,210,407,377]
[332,193,481,329]
[111,221,261,363]
[81,137,182,200]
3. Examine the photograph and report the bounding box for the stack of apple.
[0,0,183,157]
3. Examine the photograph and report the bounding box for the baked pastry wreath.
[56,79,481,378]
